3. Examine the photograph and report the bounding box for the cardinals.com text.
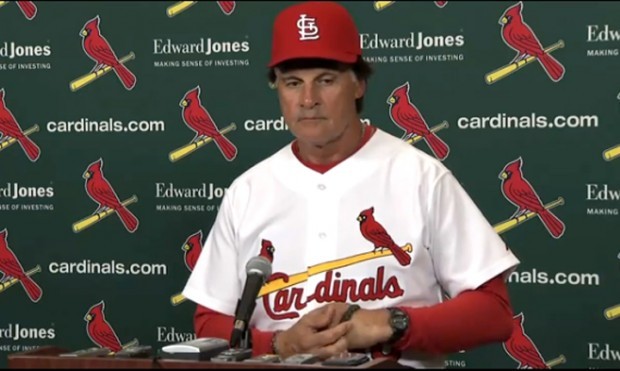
[508,268,600,286]
[48,260,167,276]
[457,113,599,129]
[46,118,165,133]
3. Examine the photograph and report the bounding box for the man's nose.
[300,84,319,108]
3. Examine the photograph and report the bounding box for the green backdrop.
[1,1,618,368]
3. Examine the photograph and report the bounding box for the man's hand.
[274,304,353,360]
[326,303,394,351]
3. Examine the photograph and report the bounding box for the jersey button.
[317,184,326,190]
[318,233,327,239]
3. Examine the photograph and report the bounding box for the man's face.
[275,67,365,147]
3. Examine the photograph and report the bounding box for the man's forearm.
[194,305,276,356]
[393,274,514,355]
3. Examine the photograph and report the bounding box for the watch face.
[392,316,408,330]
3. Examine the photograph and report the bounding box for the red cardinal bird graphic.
[84,301,123,352]
[357,207,411,267]
[217,1,235,15]
[0,229,42,302]
[0,89,40,162]
[180,86,238,161]
[435,1,447,8]
[503,313,549,369]
[182,230,203,272]
[387,82,449,161]
[259,239,275,264]
[83,158,139,233]
[499,2,564,82]
[15,1,37,19]
[500,157,565,238]
[80,15,136,90]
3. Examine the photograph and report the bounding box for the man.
[182,1,520,368]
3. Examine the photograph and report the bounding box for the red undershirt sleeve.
[392,274,514,355]
[194,305,276,357]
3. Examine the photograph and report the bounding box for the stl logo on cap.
[297,14,319,41]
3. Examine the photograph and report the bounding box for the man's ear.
[354,77,366,99]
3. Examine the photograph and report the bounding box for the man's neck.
[295,120,366,166]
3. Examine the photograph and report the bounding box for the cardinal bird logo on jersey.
[0,229,42,302]
[499,157,565,239]
[83,158,139,233]
[499,2,565,82]
[84,301,123,352]
[1,1,37,19]
[387,82,450,161]
[79,15,137,90]
[503,313,549,369]
[259,239,275,264]
[0,89,41,162]
[182,230,203,272]
[357,207,411,267]
[180,86,238,161]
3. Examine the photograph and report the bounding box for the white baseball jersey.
[183,126,520,369]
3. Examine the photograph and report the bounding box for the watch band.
[386,307,409,345]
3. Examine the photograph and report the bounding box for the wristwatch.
[386,307,409,345]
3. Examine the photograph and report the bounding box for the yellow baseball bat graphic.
[258,244,413,297]
[0,265,41,294]
[493,197,564,235]
[0,1,8,8]
[406,121,449,145]
[72,195,138,233]
[604,304,620,320]
[167,1,197,17]
[374,1,395,11]
[485,40,565,85]
[169,123,236,162]
[546,354,566,368]
[603,144,620,162]
[70,52,135,92]
[170,292,187,306]
[0,125,39,152]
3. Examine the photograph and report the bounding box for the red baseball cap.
[268,1,362,68]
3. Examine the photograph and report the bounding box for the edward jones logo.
[586,24,620,57]
[503,313,566,368]
[169,86,238,163]
[72,158,139,233]
[70,15,137,92]
[0,88,41,162]
[152,30,250,68]
[387,82,450,161]
[495,157,566,238]
[84,301,137,352]
[0,229,42,303]
[586,184,619,217]
[0,1,37,20]
[166,1,235,17]
[0,182,55,212]
[486,1,565,85]
[154,182,227,213]
[361,2,464,65]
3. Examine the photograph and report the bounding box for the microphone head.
[246,255,272,278]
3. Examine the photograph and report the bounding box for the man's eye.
[285,81,299,87]
[319,79,333,85]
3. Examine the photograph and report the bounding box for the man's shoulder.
[371,127,450,179]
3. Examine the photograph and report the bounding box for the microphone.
[229,255,272,349]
